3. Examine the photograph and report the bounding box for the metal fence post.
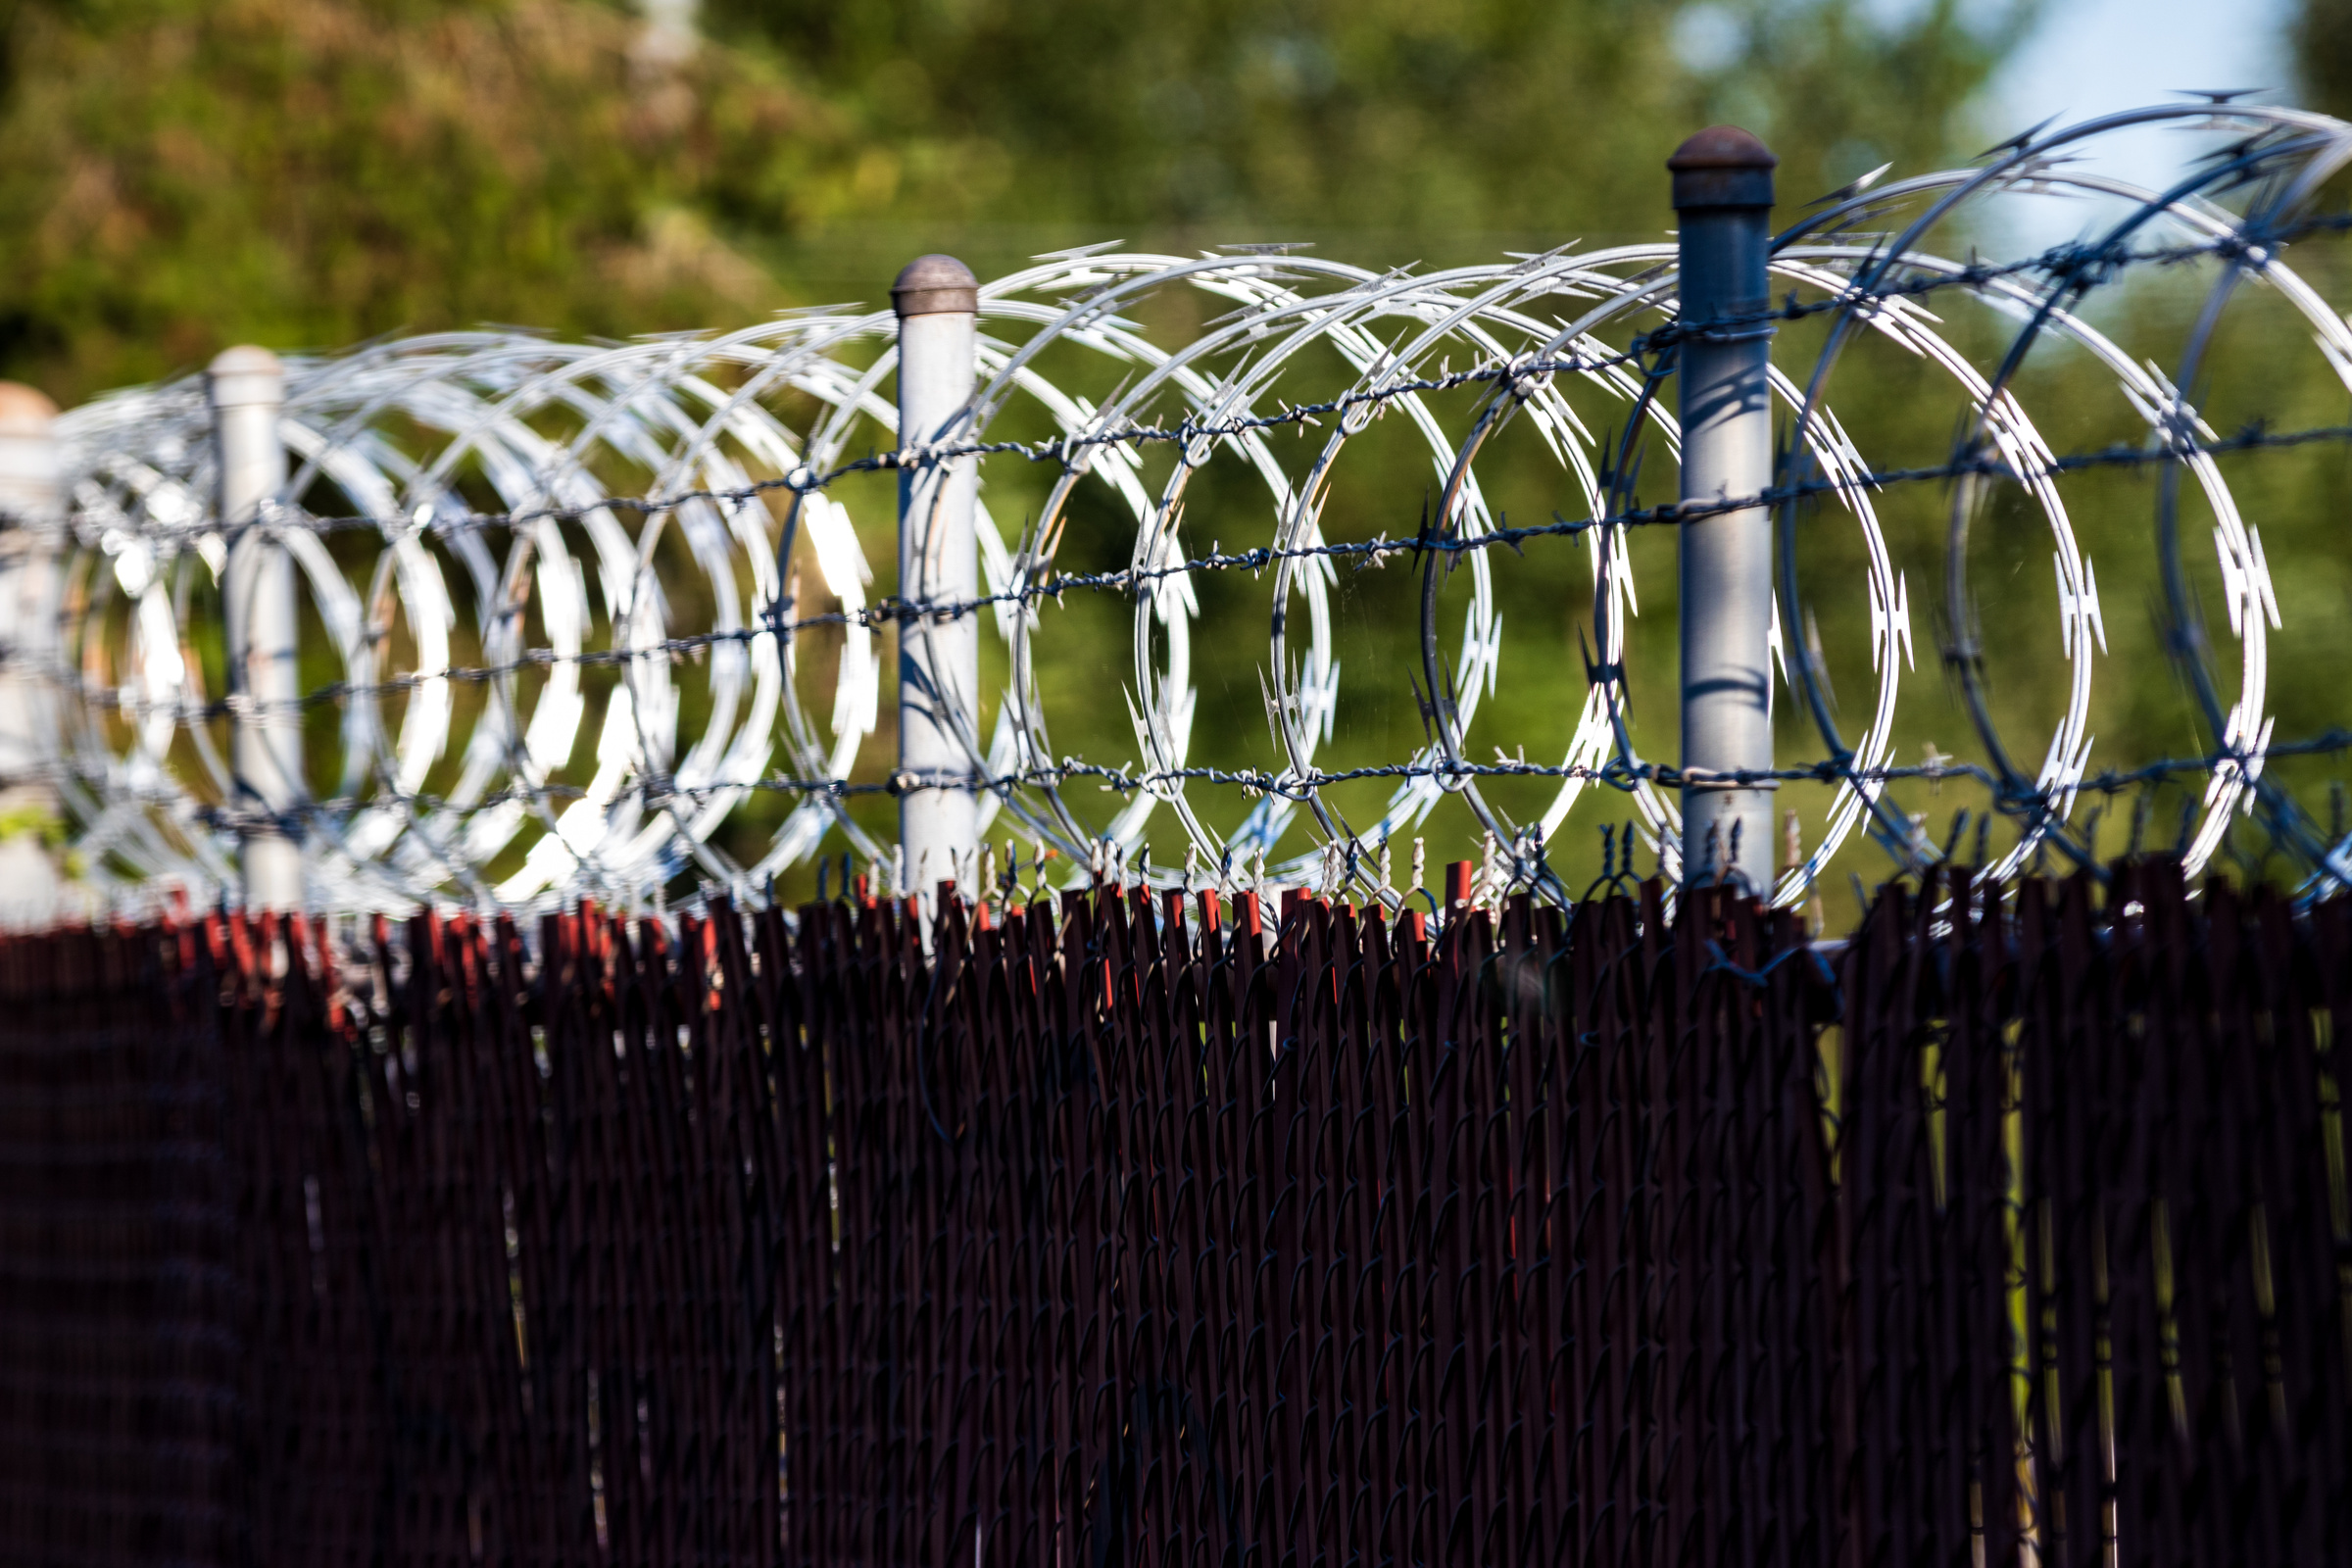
[1670,127,1778,893]
[0,385,62,926]
[893,255,981,916]
[210,346,305,911]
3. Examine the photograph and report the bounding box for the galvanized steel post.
[893,255,981,915]
[1671,127,1778,892]
[211,346,305,911]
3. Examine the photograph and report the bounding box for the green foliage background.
[9,0,2350,911]
[0,0,2033,393]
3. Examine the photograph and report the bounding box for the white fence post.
[1670,127,1779,893]
[0,385,61,926]
[893,255,981,918]
[210,346,305,911]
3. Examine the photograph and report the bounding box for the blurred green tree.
[0,0,2036,404]
[706,0,2032,251]
[2298,0,2352,116]
[0,0,860,399]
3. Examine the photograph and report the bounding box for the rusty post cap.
[1669,125,1777,210]
[892,254,979,318]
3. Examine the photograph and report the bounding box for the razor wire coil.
[9,99,2352,914]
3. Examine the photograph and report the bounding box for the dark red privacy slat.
[0,868,2344,1565]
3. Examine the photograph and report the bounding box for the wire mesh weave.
[1,868,2345,1565]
